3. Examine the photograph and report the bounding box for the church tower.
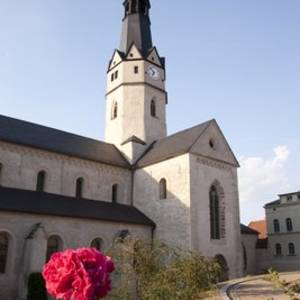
[105,0,167,164]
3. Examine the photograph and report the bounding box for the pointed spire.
[120,0,153,57]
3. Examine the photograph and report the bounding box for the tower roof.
[120,0,153,57]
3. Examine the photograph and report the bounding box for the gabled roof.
[0,115,130,168]
[241,224,259,235]
[136,119,239,168]
[0,187,155,227]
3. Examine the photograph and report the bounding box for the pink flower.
[42,248,115,300]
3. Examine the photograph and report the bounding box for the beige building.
[265,191,300,271]
[0,1,246,298]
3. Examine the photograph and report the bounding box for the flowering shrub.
[42,248,115,300]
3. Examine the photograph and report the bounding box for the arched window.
[159,178,167,200]
[286,218,293,232]
[112,184,119,203]
[275,243,282,256]
[273,219,280,233]
[0,232,9,274]
[111,102,118,120]
[289,243,295,256]
[91,238,103,251]
[76,177,84,198]
[151,99,156,117]
[46,236,62,262]
[36,170,46,192]
[210,186,220,240]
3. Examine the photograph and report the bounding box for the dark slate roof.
[241,224,259,235]
[0,115,130,168]
[0,187,155,227]
[136,121,212,168]
[264,199,281,208]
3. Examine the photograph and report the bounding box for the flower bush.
[42,248,115,300]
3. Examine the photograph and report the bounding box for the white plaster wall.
[133,154,191,249]
[0,211,152,300]
[189,154,243,278]
[0,141,131,205]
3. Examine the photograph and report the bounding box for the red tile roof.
[248,220,267,239]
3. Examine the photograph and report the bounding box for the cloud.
[238,145,290,204]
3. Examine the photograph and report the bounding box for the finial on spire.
[123,0,151,17]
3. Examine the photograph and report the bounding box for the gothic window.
[134,66,139,74]
[112,102,118,120]
[275,243,282,256]
[273,219,280,233]
[210,186,220,240]
[286,218,293,232]
[289,243,295,256]
[91,238,103,251]
[112,184,119,203]
[36,170,46,192]
[159,178,167,200]
[151,99,156,117]
[46,235,62,262]
[0,232,9,274]
[76,177,84,198]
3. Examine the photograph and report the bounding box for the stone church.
[0,1,246,298]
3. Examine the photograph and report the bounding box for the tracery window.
[76,177,84,198]
[46,235,62,262]
[159,178,167,200]
[0,232,9,274]
[210,186,220,240]
[286,218,293,232]
[36,170,46,192]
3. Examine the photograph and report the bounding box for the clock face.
[147,66,160,80]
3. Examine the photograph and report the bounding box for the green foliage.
[106,238,221,300]
[27,272,48,300]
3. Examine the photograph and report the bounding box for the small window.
[112,102,118,120]
[115,70,118,79]
[111,73,114,82]
[0,232,9,274]
[134,66,139,74]
[46,236,62,262]
[273,219,280,233]
[275,243,282,256]
[76,177,84,198]
[209,139,215,149]
[112,184,119,203]
[91,238,103,251]
[151,99,156,117]
[159,178,167,200]
[130,53,134,57]
[36,170,46,192]
[287,196,292,202]
[289,243,295,256]
[286,218,293,232]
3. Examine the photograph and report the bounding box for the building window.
[134,66,139,74]
[111,102,118,120]
[159,178,167,200]
[91,238,103,251]
[0,163,3,186]
[273,219,280,233]
[289,243,295,256]
[112,184,119,203]
[111,73,114,82]
[275,243,282,256]
[210,186,220,240]
[286,218,293,232]
[0,232,9,274]
[36,170,46,192]
[151,99,156,117]
[76,177,84,198]
[287,196,292,202]
[46,236,62,262]
[115,70,118,79]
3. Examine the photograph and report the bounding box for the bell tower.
[104,0,167,164]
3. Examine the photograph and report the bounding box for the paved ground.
[221,272,300,300]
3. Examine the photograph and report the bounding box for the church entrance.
[215,254,229,282]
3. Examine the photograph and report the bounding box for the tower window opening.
[159,178,167,200]
[112,184,119,203]
[115,70,118,79]
[151,99,156,117]
[111,73,114,82]
[112,102,118,120]
[76,177,84,198]
[36,170,46,192]
[210,185,221,240]
[134,66,139,74]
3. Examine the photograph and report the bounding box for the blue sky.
[0,0,299,223]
